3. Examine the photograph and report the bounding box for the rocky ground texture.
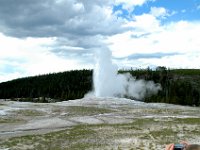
[0,98,200,150]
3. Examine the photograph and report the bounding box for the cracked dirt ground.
[0,98,200,150]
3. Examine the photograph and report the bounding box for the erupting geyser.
[87,49,161,100]
[93,49,124,97]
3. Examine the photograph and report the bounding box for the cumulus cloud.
[150,7,168,18]
[0,33,90,82]
[115,0,153,11]
[0,0,200,83]
[0,0,126,38]
[0,0,128,82]
[108,20,200,68]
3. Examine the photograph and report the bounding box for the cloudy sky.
[0,0,200,82]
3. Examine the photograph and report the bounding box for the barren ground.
[0,98,200,150]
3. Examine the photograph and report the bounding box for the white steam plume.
[86,49,161,100]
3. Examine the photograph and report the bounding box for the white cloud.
[0,0,126,38]
[150,7,177,19]
[116,0,147,6]
[123,7,172,33]
[0,33,91,82]
[0,72,22,83]
[73,2,85,12]
[0,0,200,83]
[129,13,161,32]
[140,52,200,69]
[107,18,200,68]
[115,0,149,11]
[150,7,168,18]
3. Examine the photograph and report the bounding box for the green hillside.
[0,70,92,102]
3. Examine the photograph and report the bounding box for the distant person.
[166,142,200,150]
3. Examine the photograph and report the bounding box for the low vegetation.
[52,106,113,116]
[12,109,45,116]
[0,117,24,124]
[0,117,199,150]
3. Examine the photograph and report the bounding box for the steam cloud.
[86,49,161,100]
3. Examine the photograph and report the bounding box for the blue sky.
[114,0,200,21]
[0,0,200,82]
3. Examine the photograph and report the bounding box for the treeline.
[0,70,92,102]
[120,67,200,106]
[0,67,200,106]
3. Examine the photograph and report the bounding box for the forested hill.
[124,67,200,106]
[0,70,92,102]
[0,68,200,106]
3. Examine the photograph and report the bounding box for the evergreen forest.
[0,67,200,106]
